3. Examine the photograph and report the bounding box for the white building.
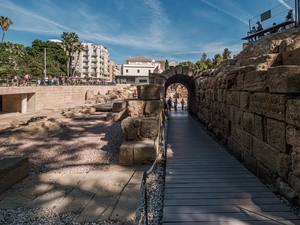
[117,56,164,84]
[73,42,110,79]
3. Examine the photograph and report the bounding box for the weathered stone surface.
[266,118,286,153]
[244,152,256,174]
[286,99,300,127]
[127,100,145,117]
[243,112,255,134]
[288,172,300,193]
[106,109,128,122]
[228,106,243,128]
[253,137,290,180]
[85,90,94,100]
[286,125,300,147]
[119,141,134,165]
[282,47,300,65]
[249,93,287,121]
[237,54,281,70]
[227,91,240,107]
[243,70,267,92]
[0,157,29,193]
[134,140,156,164]
[240,130,252,154]
[137,85,164,100]
[175,65,183,75]
[240,92,250,110]
[144,100,162,117]
[266,65,300,93]
[139,118,159,140]
[254,114,263,140]
[291,151,300,177]
[121,118,141,140]
[112,101,127,113]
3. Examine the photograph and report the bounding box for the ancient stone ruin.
[149,28,300,205]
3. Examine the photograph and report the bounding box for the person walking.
[181,99,185,110]
[167,97,172,111]
[174,98,178,112]
[285,9,294,28]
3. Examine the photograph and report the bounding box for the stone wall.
[0,85,130,112]
[193,28,300,205]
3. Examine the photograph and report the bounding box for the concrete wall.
[0,85,130,112]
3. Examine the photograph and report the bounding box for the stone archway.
[149,65,200,113]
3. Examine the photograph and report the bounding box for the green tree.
[61,32,79,77]
[179,61,195,70]
[212,53,223,67]
[165,59,170,70]
[0,16,13,42]
[222,48,231,60]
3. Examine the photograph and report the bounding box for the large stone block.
[227,91,240,107]
[286,125,300,147]
[249,93,287,121]
[243,70,267,92]
[291,151,300,177]
[282,48,300,65]
[240,92,250,110]
[175,65,183,74]
[286,99,300,127]
[266,118,287,153]
[121,117,141,140]
[288,172,300,193]
[144,100,162,117]
[240,130,252,154]
[266,65,300,93]
[243,112,255,135]
[140,117,159,140]
[253,137,290,180]
[0,157,29,193]
[119,141,135,165]
[106,109,128,122]
[134,140,156,163]
[254,114,264,140]
[244,152,257,174]
[112,101,127,112]
[137,85,164,100]
[127,100,145,117]
[228,106,243,128]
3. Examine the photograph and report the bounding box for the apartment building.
[109,60,121,82]
[116,56,165,84]
[74,42,110,80]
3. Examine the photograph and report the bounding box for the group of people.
[248,9,294,42]
[167,97,186,112]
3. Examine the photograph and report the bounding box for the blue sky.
[0,0,294,65]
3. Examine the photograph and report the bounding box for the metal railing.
[136,119,168,225]
[0,78,116,87]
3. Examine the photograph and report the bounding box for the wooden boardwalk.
[163,111,300,225]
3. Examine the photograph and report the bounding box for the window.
[126,69,128,73]
[137,69,140,73]
[149,70,151,73]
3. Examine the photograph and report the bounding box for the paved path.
[163,110,300,224]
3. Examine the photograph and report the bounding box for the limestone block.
[87,106,96,114]
[286,125,300,147]
[182,66,190,75]
[106,109,128,122]
[134,140,156,164]
[230,123,242,142]
[244,151,257,174]
[228,106,243,128]
[266,65,300,93]
[256,162,276,184]
[249,93,287,121]
[231,139,244,162]
[243,112,255,135]
[153,78,166,85]
[121,117,141,140]
[254,114,263,140]
[237,54,281,70]
[236,73,244,90]
[253,137,290,180]
[0,157,29,193]
[119,141,134,165]
[240,92,250,110]
[240,130,252,154]
[127,100,145,117]
[227,91,240,107]
[288,172,300,193]
[85,90,94,100]
[243,70,267,92]
[282,48,300,65]
[266,118,286,153]
[144,100,162,117]
[112,101,127,113]
[137,85,164,100]
[175,65,183,75]
[286,99,300,127]
[291,151,300,177]
[139,117,159,140]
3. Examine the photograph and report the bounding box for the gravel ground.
[0,116,123,174]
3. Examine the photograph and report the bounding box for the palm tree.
[61,32,79,77]
[0,16,13,42]
[72,42,85,77]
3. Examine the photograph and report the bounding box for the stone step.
[0,157,29,193]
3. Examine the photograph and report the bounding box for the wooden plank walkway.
[163,111,300,225]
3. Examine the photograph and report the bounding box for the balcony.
[92,53,97,57]
[83,65,89,68]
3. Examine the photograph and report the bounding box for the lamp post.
[44,48,46,79]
